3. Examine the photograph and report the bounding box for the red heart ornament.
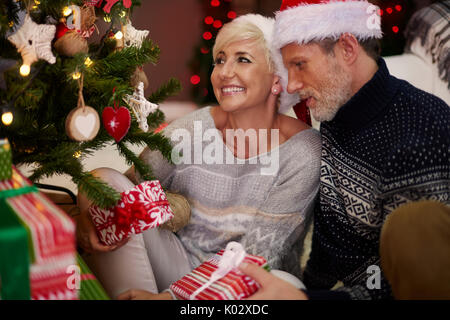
[102,106,131,142]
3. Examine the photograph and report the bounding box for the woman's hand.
[75,209,129,253]
[117,290,173,300]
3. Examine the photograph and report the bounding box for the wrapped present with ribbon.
[76,254,109,300]
[89,180,174,246]
[0,139,12,181]
[169,242,270,300]
[0,166,77,300]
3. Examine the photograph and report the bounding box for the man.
[240,0,450,300]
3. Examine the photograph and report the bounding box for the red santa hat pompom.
[273,0,383,120]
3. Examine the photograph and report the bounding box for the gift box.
[76,254,109,300]
[170,242,270,300]
[89,180,174,246]
[0,139,12,181]
[0,166,77,300]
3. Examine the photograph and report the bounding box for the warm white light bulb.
[84,57,93,67]
[20,64,30,77]
[63,7,72,16]
[2,112,13,126]
[72,72,81,80]
[115,31,123,40]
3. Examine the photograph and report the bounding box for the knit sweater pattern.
[303,58,450,299]
[135,107,322,278]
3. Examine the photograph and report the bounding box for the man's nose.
[287,70,304,94]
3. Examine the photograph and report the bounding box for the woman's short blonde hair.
[212,16,274,73]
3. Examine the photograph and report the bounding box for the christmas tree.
[0,0,181,208]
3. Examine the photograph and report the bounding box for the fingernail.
[239,262,248,269]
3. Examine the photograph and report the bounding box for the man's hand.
[239,263,309,300]
[117,290,173,300]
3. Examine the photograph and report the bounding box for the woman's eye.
[213,57,225,65]
[238,57,251,63]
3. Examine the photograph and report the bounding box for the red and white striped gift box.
[170,250,268,300]
[0,167,77,300]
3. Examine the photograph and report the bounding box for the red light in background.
[392,26,399,33]
[227,11,237,19]
[386,7,393,14]
[203,88,209,96]
[213,20,222,28]
[395,5,402,11]
[211,0,220,7]
[201,47,210,54]
[203,32,213,40]
[378,9,383,16]
[190,75,201,85]
[204,16,214,24]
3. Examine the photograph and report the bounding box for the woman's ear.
[271,75,282,95]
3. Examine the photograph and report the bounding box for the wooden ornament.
[66,106,100,141]
[66,74,100,141]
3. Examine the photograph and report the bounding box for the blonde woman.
[76,14,321,299]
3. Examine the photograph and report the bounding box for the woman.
[76,14,321,299]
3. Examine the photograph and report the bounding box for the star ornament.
[8,14,56,67]
[123,81,158,132]
[122,22,149,48]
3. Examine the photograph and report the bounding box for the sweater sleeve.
[260,129,322,277]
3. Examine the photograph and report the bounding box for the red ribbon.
[114,201,150,234]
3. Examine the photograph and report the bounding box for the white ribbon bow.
[190,242,246,300]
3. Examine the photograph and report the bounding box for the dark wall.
[132,0,203,101]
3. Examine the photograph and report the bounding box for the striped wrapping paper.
[0,167,77,300]
[76,254,109,300]
[170,250,269,300]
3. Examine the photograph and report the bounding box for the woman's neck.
[211,105,282,159]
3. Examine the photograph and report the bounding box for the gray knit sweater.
[134,107,321,278]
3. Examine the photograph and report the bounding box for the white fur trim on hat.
[233,14,301,113]
[274,0,382,50]
[272,0,382,113]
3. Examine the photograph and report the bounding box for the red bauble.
[102,106,131,142]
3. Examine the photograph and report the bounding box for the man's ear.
[336,33,359,65]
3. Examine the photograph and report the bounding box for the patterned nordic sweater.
[134,107,322,278]
[303,58,450,300]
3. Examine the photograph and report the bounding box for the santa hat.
[273,0,383,119]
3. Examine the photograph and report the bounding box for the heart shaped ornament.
[102,106,131,142]
[65,105,100,141]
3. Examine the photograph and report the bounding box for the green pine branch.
[74,172,121,209]
[148,78,182,104]
[116,141,156,182]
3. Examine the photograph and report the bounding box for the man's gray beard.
[308,63,353,122]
